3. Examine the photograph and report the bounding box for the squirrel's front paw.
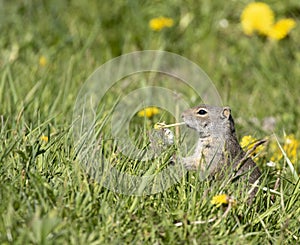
[182,157,210,180]
[182,157,201,171]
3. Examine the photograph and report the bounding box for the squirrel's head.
[181,104,234,138]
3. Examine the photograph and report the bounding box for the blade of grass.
[274,134,299,182]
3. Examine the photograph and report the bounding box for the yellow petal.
[138,107,161,118]
[149,17,174,31]
[267,18,296,40]
[241,2,274,36]
[211,194,228,207]
[39,56,47,67]
[40,135,48,142]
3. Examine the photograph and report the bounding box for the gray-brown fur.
[181,104,261,200]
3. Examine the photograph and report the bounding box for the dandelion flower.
[270,141,280,162]
[283,134,298,163]
[40,135,49,143]
[211,194,229,207]
[149,17,174,31]
[240,2,296,40]
[267,18,296,40]
[240,135,264,156]
[39,56,47,67]
[241,2,274,36]
[138,107,160,118]
[270,134,299,163]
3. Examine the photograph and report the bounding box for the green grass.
[1,0,300,244]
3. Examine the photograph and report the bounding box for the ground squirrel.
[181,104,261,200]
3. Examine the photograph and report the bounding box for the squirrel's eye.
[197,109,207,115]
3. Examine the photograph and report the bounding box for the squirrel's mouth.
[184,122,194,130]
[184,123,211,138]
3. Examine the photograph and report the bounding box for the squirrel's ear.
[222,107,231,119]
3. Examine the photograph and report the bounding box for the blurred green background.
[1,0,300,131]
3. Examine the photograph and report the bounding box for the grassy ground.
[1,0,300,244]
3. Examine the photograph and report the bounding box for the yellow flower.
[154,122,166,130]
[241,2,274,36]
[40,135,49,143]
[271,134,299,163]
[138,107,160,118]
[240,135,264,156]
[149,17,174,31]
[267,19,296,40]
[39,56,47,67]
[211,194,228,207]
[240,2,296,40]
